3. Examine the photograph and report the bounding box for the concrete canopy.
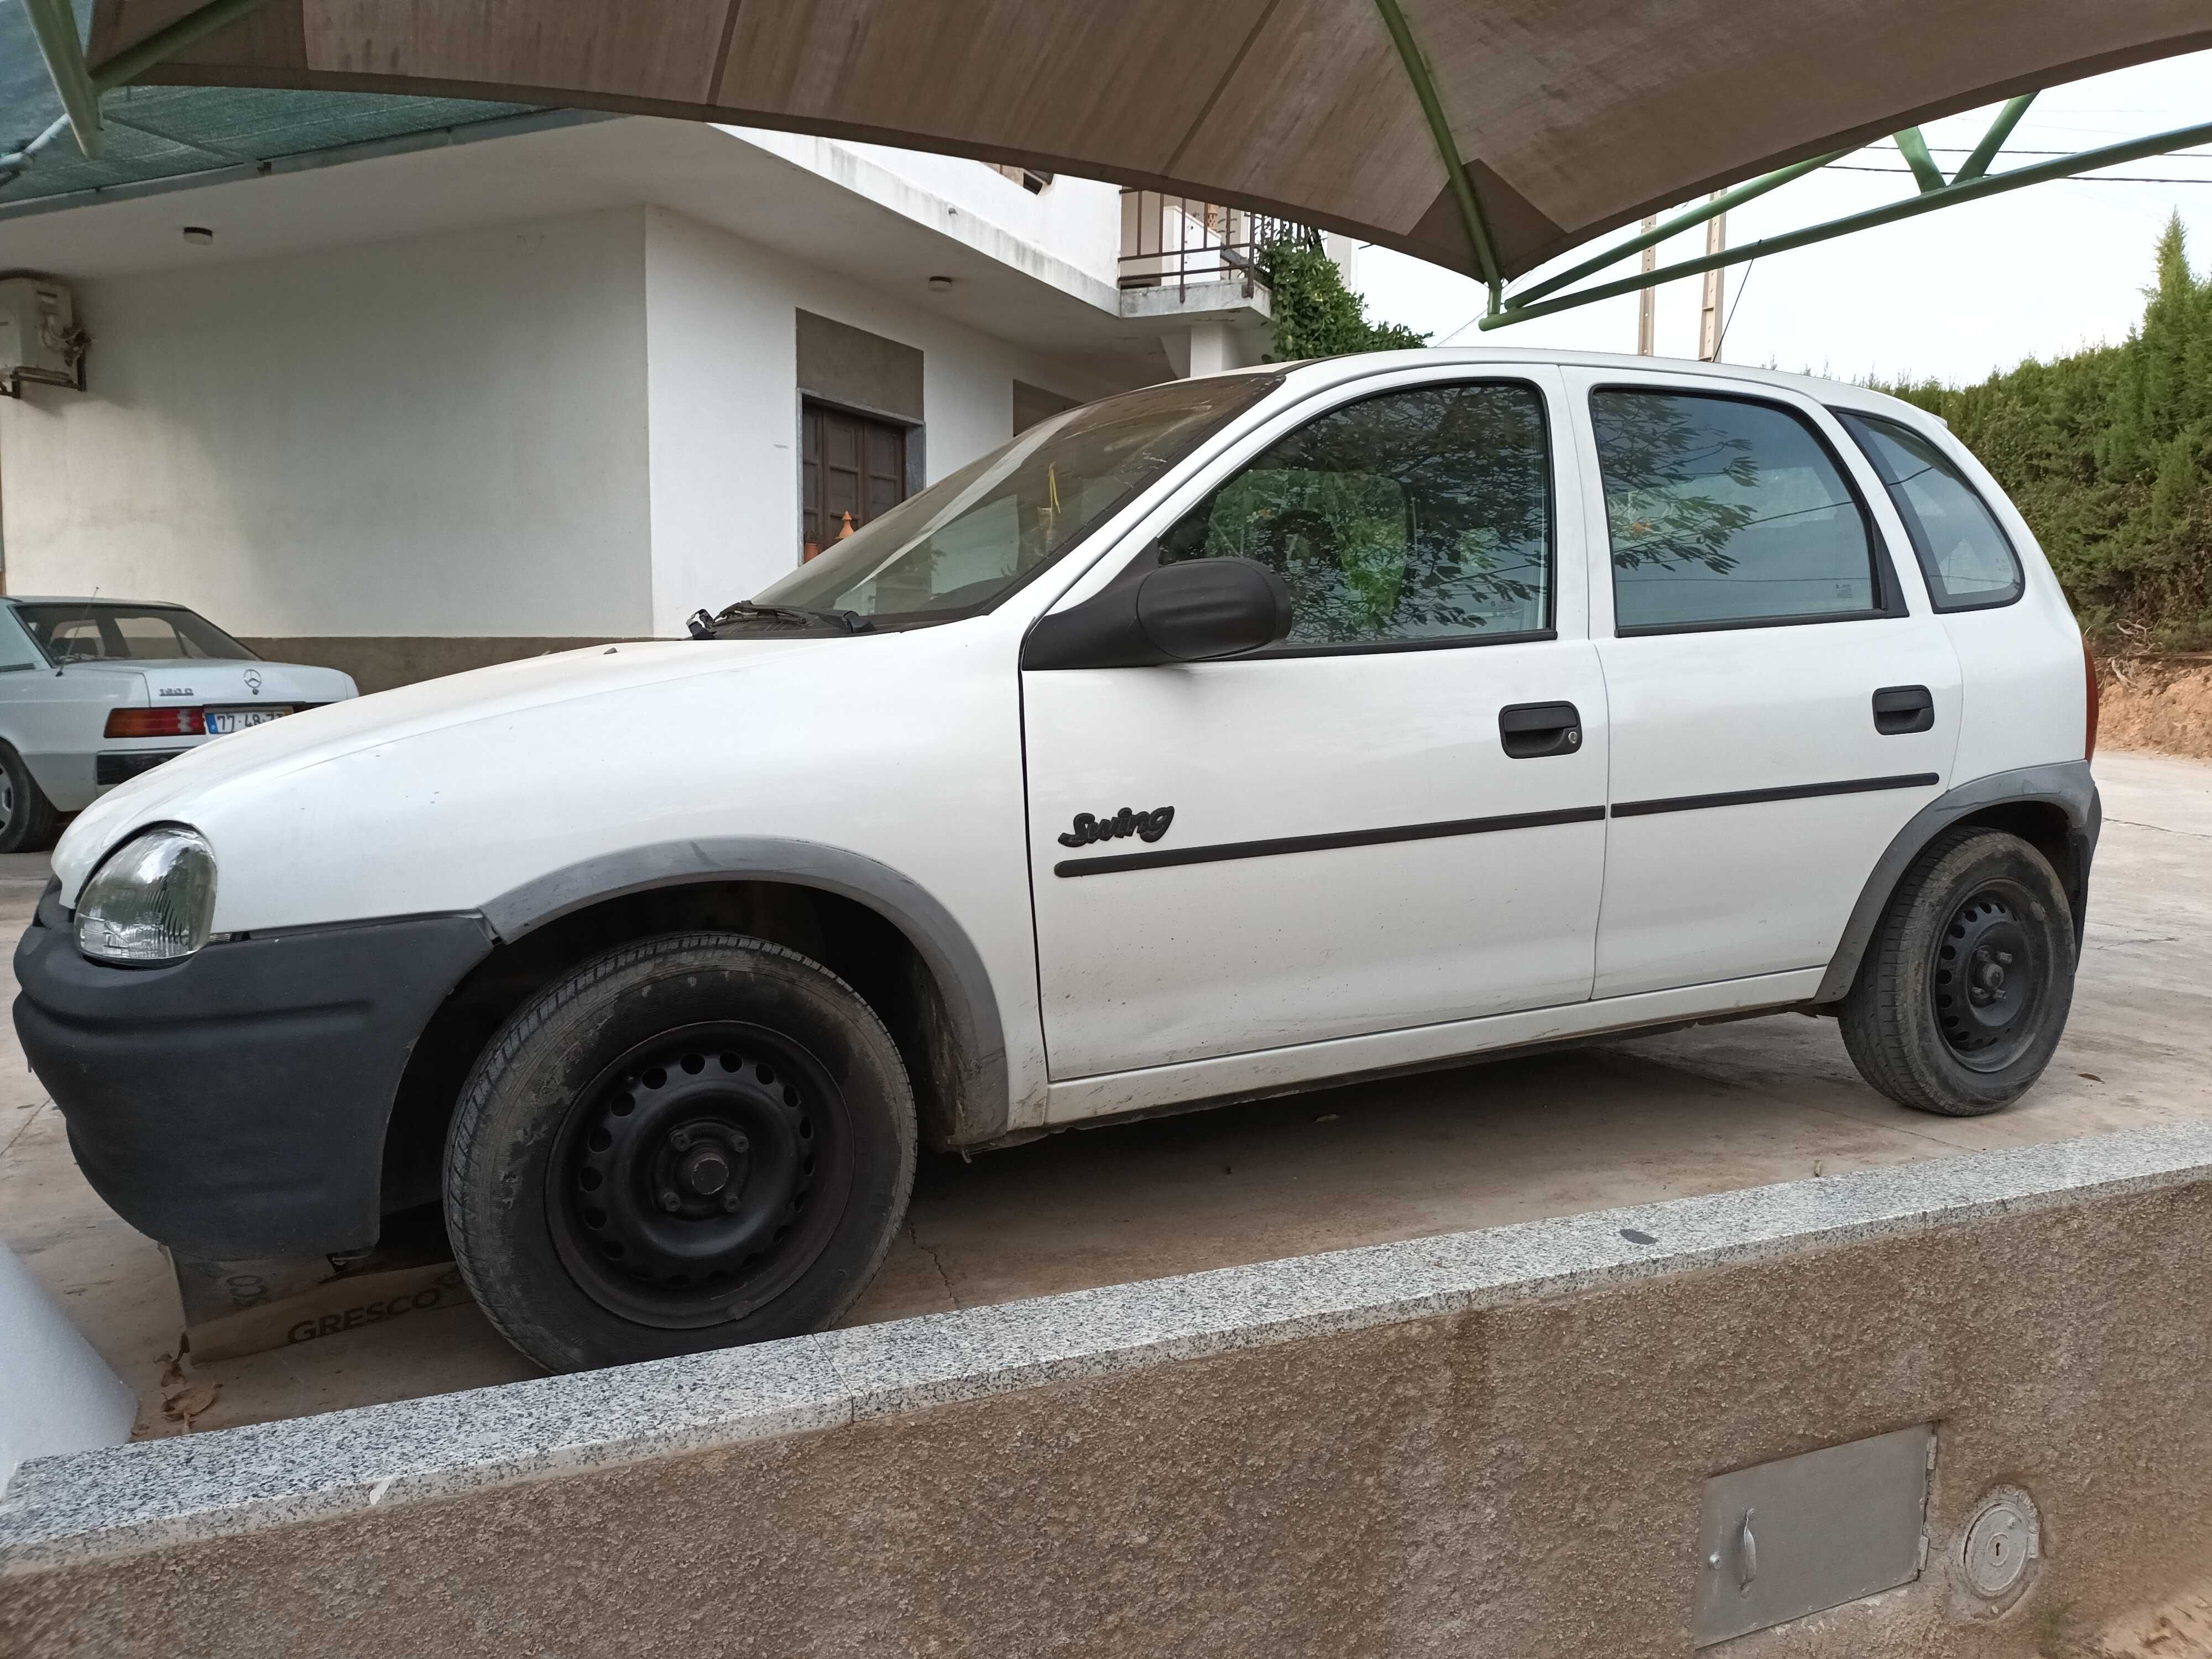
[79,0,2212,283]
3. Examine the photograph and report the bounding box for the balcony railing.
[1118,190,1321,295]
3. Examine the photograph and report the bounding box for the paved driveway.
[4,749,2206,1434]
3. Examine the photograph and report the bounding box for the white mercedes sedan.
[0,598,357,852]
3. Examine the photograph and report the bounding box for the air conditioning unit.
[0,275,87,397]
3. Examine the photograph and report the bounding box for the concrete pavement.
[3,748,2205,1435]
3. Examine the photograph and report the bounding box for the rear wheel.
[1839,828,2075,1116]
[0,747,59,854]
[445,932,916,1372]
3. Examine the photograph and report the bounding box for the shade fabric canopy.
[84,0,2212,283]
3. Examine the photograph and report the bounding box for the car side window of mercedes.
[14,356,2099,1375]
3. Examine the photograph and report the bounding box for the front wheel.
[1839,827,2076,1117]
[445,932,916,1373]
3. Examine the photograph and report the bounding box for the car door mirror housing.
[1024,554,1292,670]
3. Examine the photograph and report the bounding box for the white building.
[0,108,1298,689]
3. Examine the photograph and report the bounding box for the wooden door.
[802,404,907,556]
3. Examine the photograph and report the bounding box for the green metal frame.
[20,0,104,157]
[1372,0,1503,309]
[1482,97,2212,331]
[22,0,278,159]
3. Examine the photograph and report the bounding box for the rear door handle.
[1872,684,1934,735]
[1499,701,1583,760]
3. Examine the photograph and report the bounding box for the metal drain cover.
[1960,1490,2039,1598]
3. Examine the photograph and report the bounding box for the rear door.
[1022,368,1611,1079]
[1562,369,1962,998]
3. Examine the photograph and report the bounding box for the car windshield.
[14,603,258,664]
[733,374,1280,630]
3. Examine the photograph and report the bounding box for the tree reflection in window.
[1592,393,1758,577]
[1592,391,1878,630]
[1160,383,1551,646]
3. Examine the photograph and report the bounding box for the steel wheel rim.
[546,1020,854,1329]
[0,771,14,833]
[1930,884,2047,1072]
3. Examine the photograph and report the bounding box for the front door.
[1566,371,1963,998]
[801,403,907,557]
[1024,373,1611,1080]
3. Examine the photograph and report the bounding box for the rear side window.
[1590,390,1882,633]
[1835,411,2023,611]
[1159,380,1552,650]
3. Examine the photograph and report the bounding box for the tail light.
[2082,635,2100,763]
[105,707,205,738]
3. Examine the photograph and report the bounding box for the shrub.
[1872,214,2212,651]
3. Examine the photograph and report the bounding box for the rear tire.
[445,932,916,1373]
[1839,827,2075,1117]
[0,747,59,854]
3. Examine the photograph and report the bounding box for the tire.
[1839,827,2076,1117]
[0,746,59,854]
[445,932,916,1373]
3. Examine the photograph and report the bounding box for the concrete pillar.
[1162,321,1265,380]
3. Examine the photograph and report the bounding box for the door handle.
[1872,684,1934,735]
[1499,701,1583,760]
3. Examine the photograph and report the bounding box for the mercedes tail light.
[105,707,205,738]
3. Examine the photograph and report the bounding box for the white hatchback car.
[0,598,357,853]
[16,352,2098,1373]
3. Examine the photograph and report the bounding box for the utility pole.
[1636,216,1656,354]
[1697,195,1726,361]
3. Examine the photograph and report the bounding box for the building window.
[802,403,909,559]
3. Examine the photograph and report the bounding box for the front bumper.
[13,884,492,1258]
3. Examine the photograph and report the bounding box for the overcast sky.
[1358,48,2212,387]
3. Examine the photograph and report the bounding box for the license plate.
[205,707,294,735]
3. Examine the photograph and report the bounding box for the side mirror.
[1022,554,1292,670]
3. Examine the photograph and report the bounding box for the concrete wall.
[6,1131,2212,1657]
[0,207,657,643]
[0,197,1113,680]
[639,204,1100,636]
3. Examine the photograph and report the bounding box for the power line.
[1832,163,2212,184]
[1910,144,2212,159]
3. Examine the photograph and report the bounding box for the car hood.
[53,637,842,902]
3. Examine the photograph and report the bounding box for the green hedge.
[1875,215,2212,650]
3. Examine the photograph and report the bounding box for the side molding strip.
[1054,804,1605,878]
[1612,773,1940,819]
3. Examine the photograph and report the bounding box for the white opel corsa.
[16,351,2100,1373]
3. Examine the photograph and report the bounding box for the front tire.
[445,932,916,1373]
[1839,827,2076,1117]
[0,746,59,854]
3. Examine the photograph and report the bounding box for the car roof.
[1267,348,1936,425]
[6,597,191,609]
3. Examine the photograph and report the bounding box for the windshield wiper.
[690,602,875,638]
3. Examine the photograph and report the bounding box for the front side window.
[1592,390,1882,633]
[1157,381,1553,649]
[1835,411,2023,610]
[743,374,1279,630]
[14,604,257,662]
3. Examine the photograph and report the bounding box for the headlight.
[75,828,218,964]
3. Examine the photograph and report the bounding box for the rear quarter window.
[1835,411,2024,611]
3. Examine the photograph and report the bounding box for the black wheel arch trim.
[1814,760,2099,1007]
[481,838,1011,1146]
